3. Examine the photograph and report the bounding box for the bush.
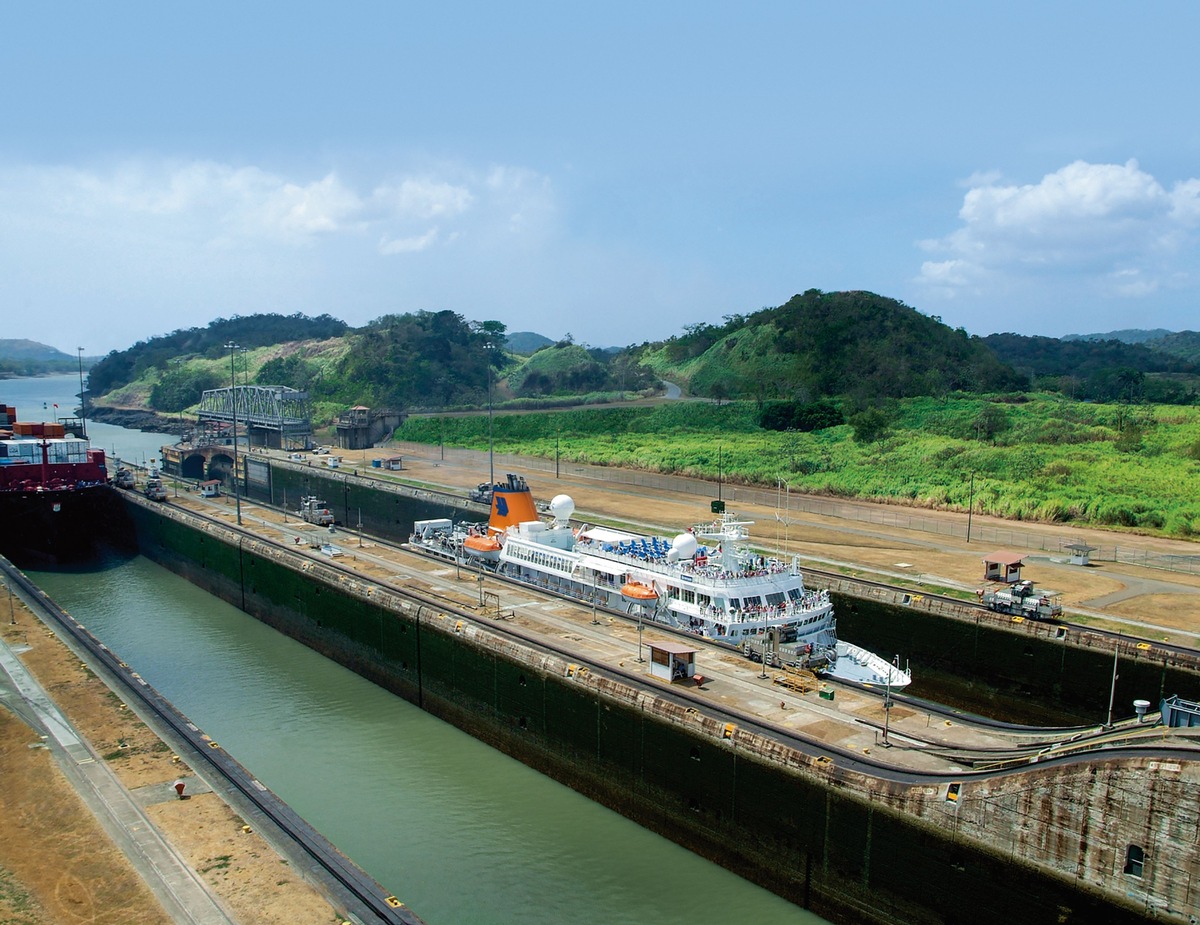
[758,400,844,432]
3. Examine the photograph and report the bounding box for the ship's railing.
[667,589,832,624]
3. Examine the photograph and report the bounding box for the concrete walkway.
[0,635,237,925]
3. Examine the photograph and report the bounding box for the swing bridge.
[195,385,313,449]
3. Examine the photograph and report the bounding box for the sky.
[2,3,1199,356]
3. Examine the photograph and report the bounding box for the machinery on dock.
[299,496,335,526]
[979,580,1063,620]
[143,475,168,502]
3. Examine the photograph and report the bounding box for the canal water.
[10,377,820,925]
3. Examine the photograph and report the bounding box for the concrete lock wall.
[251,460,1200,723]
[121,496,1194,924]
[835,595,1196,723]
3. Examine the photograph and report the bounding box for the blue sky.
[3,3,1198,356]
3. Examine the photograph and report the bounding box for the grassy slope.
[96,338,350,423]
[395,395,1200,537]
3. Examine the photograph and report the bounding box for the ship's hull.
[0,485,135,565]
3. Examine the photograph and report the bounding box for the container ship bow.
[0,402,129,564]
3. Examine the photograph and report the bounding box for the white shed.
[647,641,701,685]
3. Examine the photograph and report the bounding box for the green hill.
[505,331,555,355]
[0,339,75,362]
[637,289,1025,406]
[1146,331,1200,365]
[0,338,90,377]
[981,333,1200,403]
[1062,328,1175,344]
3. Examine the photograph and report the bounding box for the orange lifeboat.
[463,532,502,561]
[620,581,659,602]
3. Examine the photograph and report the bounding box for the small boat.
[620,581,659,602]
[462,530,502,561]
[828,642,910,688]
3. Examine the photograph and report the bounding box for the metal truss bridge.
[196,385,312,447]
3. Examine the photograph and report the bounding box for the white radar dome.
[549,494,575,521]
[671,533,699,560]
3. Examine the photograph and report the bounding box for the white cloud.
[379,228,440,254]
[0,159,532,252]
[917,160,1200,299]
[0,156,560,351]
[369,178,473,221]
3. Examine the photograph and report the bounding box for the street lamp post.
[882,655,899,747]
[966,471,975,543]
[225,342,243,525]
[486,344,495,488]
[785,482,790,548]
[637,606,645,663]
[1106,642,1120,729]
[76,347,87,438]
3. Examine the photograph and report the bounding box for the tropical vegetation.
[396,394,1200,537]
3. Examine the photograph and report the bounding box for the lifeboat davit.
[463,533,502,561]
[621,581,659,602]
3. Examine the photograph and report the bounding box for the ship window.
[766,592,786,606]
[788,588,802,600]
[743,596,762,607]
[1124,845,1145,877]
[729,598,740,609]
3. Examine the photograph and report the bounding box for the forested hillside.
[637,290,1025,406]
[82,292,1199,421]
[87,314,348,396]
[981,333,1200,403]
[0,339,86,377]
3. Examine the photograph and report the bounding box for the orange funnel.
[488,473,540,533]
